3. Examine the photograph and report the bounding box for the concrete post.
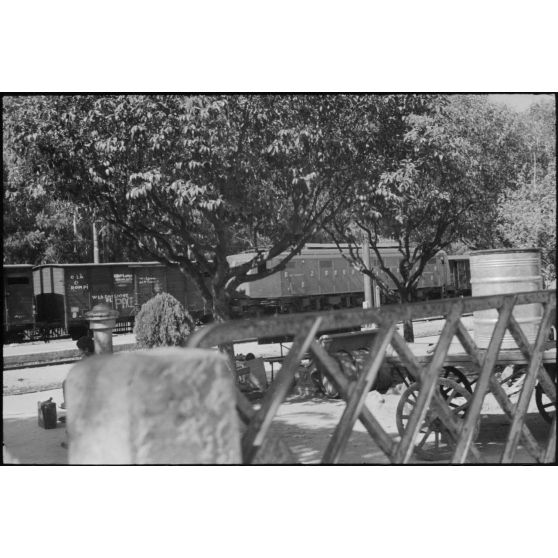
[85,303,119,355]
[65,348,241,464]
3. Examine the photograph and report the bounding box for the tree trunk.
[212,290,237,377]
[400,288,415,343]
[403,320,415,343]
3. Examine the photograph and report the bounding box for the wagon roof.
[229,241,402,262]
[32,261,165,269]
[3,264,34,270]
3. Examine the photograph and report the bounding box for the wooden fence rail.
[187,290,556,464]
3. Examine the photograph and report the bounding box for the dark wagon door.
[90,266,115,308]
[4,270,34,332]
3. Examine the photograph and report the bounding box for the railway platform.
[3,333,136,369]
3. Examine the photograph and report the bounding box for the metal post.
[93,222,100,264]
[374,283,381,308]
[85,303,119,354]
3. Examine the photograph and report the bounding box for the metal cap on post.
[85,303,119,355]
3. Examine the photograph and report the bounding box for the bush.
[133,292,192,349]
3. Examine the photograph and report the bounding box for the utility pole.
[73,210,78,255]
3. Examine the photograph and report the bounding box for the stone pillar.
[65,348,241,464]
[85,303,119,355]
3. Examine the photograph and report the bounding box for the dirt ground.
[3,378,551,465]
[266,391,551,464]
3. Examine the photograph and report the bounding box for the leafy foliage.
[4,94,365,319]
[497,99,556,283]
[326,94,531,340]
[3,98,147,264]
[330,95,530,292]
[5,93,552,339]
[133,292,192,349]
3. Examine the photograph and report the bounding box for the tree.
[3,98,147,265]
[4,94,366,322]
[326,94,530,341]
[496,99,556,283]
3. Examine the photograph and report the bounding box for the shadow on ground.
[3,416,68,465]
[268,417,397,464]
[269,396,554,464]
[473,412,553,463]
[269,395,400,464]
[3,395,552,465]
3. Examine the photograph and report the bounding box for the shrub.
[133,292,192,349]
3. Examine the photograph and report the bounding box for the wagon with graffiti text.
[32,262,206,339]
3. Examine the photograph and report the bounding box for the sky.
[488,94,554,112]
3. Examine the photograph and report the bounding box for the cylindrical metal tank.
[470,249,543,349]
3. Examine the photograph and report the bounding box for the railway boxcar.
[3,265,35,342]
[229,246,366,316]
[228,243,450,316]
[33,262,206,339]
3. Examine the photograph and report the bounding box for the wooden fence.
[187,290,556,464]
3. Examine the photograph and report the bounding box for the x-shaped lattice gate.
[187,290,556,464]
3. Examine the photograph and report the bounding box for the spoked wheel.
[535,383,556,424]
[441,366,473,396]
[392,366,412,388]
[396,377,478,461]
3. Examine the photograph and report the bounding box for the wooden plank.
[389,329,483,463]
[452,297,516,463]
[502,303,556,463]
[506,313,557,403]
[236,390,256,424]
[321,321,397,464]
[386,348,557,369]
[392,302,464,463]
[183,290,555,464]
[235,391,261,464]
[309,340,396,459]
[242,318,323,463]
[186,291,555,349]
[542,415,556,464]
[454,320,543,461]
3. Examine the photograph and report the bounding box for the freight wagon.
[33,262,208,339]
[3,245,474,343]
[228,243,451,317]
[3,265,36,342]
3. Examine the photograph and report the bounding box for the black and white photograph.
[3,92,555,466]
[1,3,556,557]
